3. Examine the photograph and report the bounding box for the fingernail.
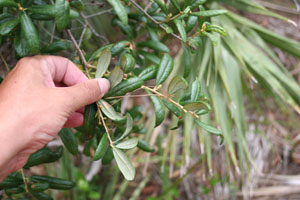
[98,78,110,98]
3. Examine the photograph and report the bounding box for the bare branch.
[66,30,92,79]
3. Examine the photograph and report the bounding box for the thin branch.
[85,8,113,19]
[294,0,300,12]
[80,13,109,44]
[66,30,92,78]
[97,105,114,146]
[142,85,200,119]
[50,22,56,43]
[129,0,183,41]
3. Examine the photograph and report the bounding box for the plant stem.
[141,85,200,119]
[97,103,114,146]
[66,30,93,79]
[19,169,28,192]
[129,0,183,42]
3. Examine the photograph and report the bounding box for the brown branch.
[66,30,92,79]
[129,0,183,42]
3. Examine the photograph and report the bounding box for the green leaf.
[137,139,155,152]
[174,19,187,42]
[0,0,17,8]
[168,76,188,94]
[0,18,18,36]
[102,147,114,165]
[137,40,169,53]
[88,45,113,61]
[139,51,160,65]
[156,54,174,85]
[13,29,29,58]
[41,40,70,53]
[98,99,124,121]
[55,0,71,32]
[96,49,112,78]
[191,78,201,102]
[120,53,135,73]
[112,147,135,181]
[105,77,144,97]
[70,0,84,11]
[183,45,191,78]
[201,32,218,46]
[114,113,133,142]
[94,133,109,160]
[191,10,228,17]
[145,90,165,127]
[184,101,210,111]
[116,138,138,149]
[108,66,124,88]
[162,99,182,118]
[59,128,78,155]
[153,0,168,14]
[111,41,129,56]
[107,0,128,24]
[20,11,40,54]
[206,24,227,36]
[185,15,198,33]
[83,103,98,138]
[190,0,207,9]
[195,119,222,136]
[138,65,158,81]
[170,0,180,11]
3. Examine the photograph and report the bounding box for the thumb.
[62,78,110,112]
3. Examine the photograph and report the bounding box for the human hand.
[0,56,110,180]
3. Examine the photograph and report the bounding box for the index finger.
[44,56,88,86]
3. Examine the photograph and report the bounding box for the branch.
[129,0,183,42]
[66,30,92,79]
[80,13,109,44]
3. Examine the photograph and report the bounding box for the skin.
[0,56,110,181]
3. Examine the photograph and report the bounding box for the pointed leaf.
[105,77,144,97]
[174,19,187,42]
[191,10,228,17]
[145,90,165,127]
[116,138,138,149]
[114,113,133,142]
[95,49,112,78]
[156,54,174,85]
[137,139,155,152]
[112,147,135,180]
[191,79,201,102]
[98,99,124,121]
[195,119,222,136]
[107,0,128,24]
[94,133,109,160]
[108,66,124,88]
[59,128,78,155]
[184,101,210,111]
[168,76,188,94]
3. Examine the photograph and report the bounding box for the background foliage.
[1,0,300,199]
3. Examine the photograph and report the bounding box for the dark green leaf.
[195,119,222,136]
[55,0,71,32]
[20,11,40,54]
[174,19,186,42]
[191,79,201,102]
[105,77,144,97]
[107,0,128,24]
[156,54,174,85]
[137,40,169,53]
[59,128,78,155]
[170,0,180,11]
[94,133,109,160]
[138,65,158,81]
[41,40,70,53]
[153,0,168,14]
[163,99,182,118]
[137,139,155,152]
[0,18,18,36]
[120,53,135,73]
[145,90,165,127]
